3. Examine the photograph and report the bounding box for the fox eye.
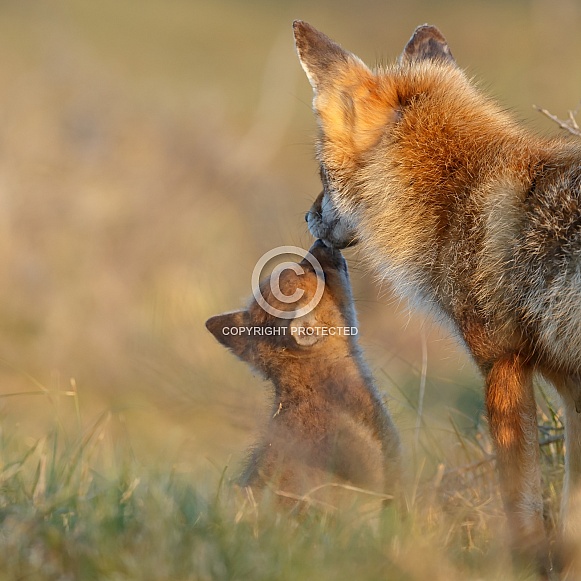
[319,164,336,196]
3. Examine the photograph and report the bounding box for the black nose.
[305,211,309,222]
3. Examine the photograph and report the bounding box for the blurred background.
[0,0,579,484]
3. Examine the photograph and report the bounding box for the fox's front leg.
[485,354,550,575]
[556,394,581,579]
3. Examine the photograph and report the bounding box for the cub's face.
[206,240,359,378]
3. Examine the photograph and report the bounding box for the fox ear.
[399,25,455,65]
[289,312,321,347]
[293,20,365,91]
[206,310,250,360]
[293,20,397,158]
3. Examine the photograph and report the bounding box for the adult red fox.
[206,240,401,507]
[295,20,581,576]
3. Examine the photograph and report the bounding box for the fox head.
[294,21,457,162]
[294,22,462,248]
[206,240,359,380]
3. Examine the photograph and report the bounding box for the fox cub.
[295,21,581,573]
[206,240,401,506]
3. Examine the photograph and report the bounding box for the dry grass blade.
[534,104,581,137]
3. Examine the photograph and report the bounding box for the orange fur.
[296,20,581,576]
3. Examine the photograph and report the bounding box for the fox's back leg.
[485,354,550,574]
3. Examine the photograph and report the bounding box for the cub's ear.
[293,20,398,158]
[289,312,321,347]
[399,24,455,65]
[206,310,249,360]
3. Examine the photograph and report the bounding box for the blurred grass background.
[0,0,578,540]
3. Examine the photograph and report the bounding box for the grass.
[0,385,564,581]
